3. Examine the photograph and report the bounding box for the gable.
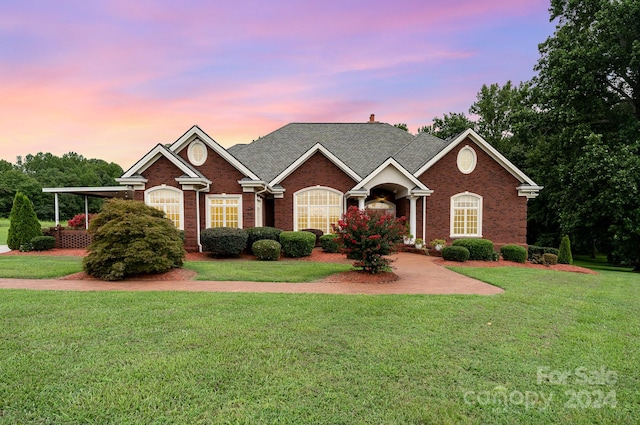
[278,151,359,193]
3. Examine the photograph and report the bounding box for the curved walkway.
[0,253,502,295]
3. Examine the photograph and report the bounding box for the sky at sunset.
[0,0,556,169]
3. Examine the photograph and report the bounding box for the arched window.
[145,186,184,229]
[295,187,343,234]
[450,192,482,237]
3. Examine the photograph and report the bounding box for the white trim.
[187,140,207,166]
[121,144,201,179]
[456,145,477,174]
[269,143,361,186]
[144,185,185,230]
[293,186,343,233]
[414,129,540,189]
[170,125,260,180]
[352,157,430,192]
[205,194,243,229]
[450,192,483,238]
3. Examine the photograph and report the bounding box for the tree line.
[0,152,123,222]
[401,0,639,268]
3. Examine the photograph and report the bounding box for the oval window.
[188,140,207,166]
[457,146,477,174]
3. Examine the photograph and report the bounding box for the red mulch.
[433,258,598,275]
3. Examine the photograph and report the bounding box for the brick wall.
[418,138,528,246]
[45,226,92,249]
[275,152,357,231]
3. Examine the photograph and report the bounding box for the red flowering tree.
[67,213,96,229]
[333,206,407,274]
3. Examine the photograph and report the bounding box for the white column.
[54,193,59,226]
[84,195,89,229]
[358,197,365,210]
[409,196,417,242]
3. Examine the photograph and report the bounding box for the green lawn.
[0,266,638,424]
[185,260,351,282]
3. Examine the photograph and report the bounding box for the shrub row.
[442,246,470,262]
[528,245,559,264]
[452,239,495,261]
[500,244,527,263]
[199,227,317,259]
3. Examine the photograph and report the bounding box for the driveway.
[0,253,503,295]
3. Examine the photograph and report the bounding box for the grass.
[184,260,351,282]
[0,256,83,278]
[0,265,638,423]
[0,218,57,245]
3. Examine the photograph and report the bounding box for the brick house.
[115,117,541,252]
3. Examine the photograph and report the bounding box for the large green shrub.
[442,246,470,262]
[83,199,185,281]
[252,239,281,261]
[279,231,316,258]
[7,192,42,250]
[452,238,494,261]
[500,244,527,263]
[301,228,324,246]
[244,226,282,252]
[200,227,248,257]
[558,235,573,265]
[30,236,56,251]
[319,234,340,253]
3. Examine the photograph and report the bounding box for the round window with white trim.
[187,140,207,166]
[457,146,477,174]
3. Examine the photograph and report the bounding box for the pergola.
[42,186,134,229]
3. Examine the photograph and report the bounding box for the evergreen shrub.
[442,246,470,262]
[200,227,248,257]
[252,239,281,261]
[30,236,56,251]
[279,231,316,257]
[558,235,573,265]
[500,244,527,263]
[7,192,42,250]
[452,239,494,261]
[83,199,185,281]
[244,226,282,252]
[319,234,340,253]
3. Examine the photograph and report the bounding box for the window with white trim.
[145,186,184,229]
[451,193,482,237]
[187,140,207,166]
[295,187,342,234]
[207,195,242,228]
[457,146,477,174]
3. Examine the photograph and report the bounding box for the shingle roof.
[230,122,426,183]
[392,131,451,174]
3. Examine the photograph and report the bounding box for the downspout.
[422,196,426,243]
[255,185,268,227]
[195,187,207,252]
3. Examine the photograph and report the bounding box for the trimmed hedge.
[301,228,324,246]
[500,244,527,263]
[245,227,282,252]
[279,231,316,258]
[31,236,56,251]
[252,239,281,261]
[528,245,559,263]
[452,238,494,261]
[319,234,340,253]
[442,246,470,262]
[544,253,559,265]
[200,227,248,257]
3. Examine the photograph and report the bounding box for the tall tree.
[528,0,640,266]
[419,112,476,140]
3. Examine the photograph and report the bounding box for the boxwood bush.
[442,246,470,262]
[279,231,316,257]
[200,227,248,257]
[500,244,527,263]
[30,235,56,251]
[544,253,559,265]
[301,228,324,246]
[252,239,281,261]
[319,234,340,253]
[244,226,282,252]
[528,245,559,263]
[452,238,494,261]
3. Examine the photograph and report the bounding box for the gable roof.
[120,143,208,180]
[230,122,416,183]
